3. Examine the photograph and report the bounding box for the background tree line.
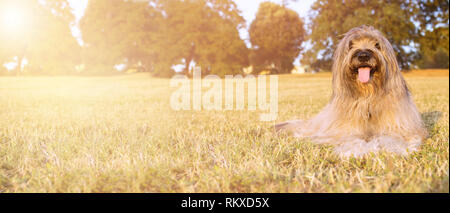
[0,0,80,75]
[0,0,448,76]
[302,0,449,71]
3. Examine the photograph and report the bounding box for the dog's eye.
[375,42,381,50]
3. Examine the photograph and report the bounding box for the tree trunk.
[184,57,192,76]
[183,44,195,76]
[16,45,27,76]
[16,55,24,76]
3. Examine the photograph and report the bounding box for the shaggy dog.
[276,25,427,157]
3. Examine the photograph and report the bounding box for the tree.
[27,3,81,74]
[303,0,418,71]
[416,47,449,68]
[414,0,449,68]
[249,2,305,74]
[0,0,80,75]
[0,46,11,74]
[158,0,249,77]
[80,0,160,74]
[79,0,248,77]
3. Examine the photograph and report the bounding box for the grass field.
[0,70,448,193]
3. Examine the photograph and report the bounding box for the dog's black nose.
[357,51,372,62]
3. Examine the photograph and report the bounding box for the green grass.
[0,71,448,192]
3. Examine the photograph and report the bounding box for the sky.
[67,0,315,66]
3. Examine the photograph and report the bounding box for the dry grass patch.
[0,70,448,192]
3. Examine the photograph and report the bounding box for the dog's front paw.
[334,138,380,158]
[274,120,304,135]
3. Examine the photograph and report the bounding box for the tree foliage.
[249,2,305,74]
[414,0,449,68]
[80,0,160,74]
[2,0,448,76]
[303,0,449,71]
[303,0,420,71]
[0,0,80,75]
[79,0,249,77]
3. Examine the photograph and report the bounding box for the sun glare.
[1,6,28,34]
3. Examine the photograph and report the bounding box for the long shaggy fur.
[276,26,427,158]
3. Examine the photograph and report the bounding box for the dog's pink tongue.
[358,67,371,83]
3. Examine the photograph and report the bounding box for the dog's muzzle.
[356,51,372,62]
[352,50,376,83]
